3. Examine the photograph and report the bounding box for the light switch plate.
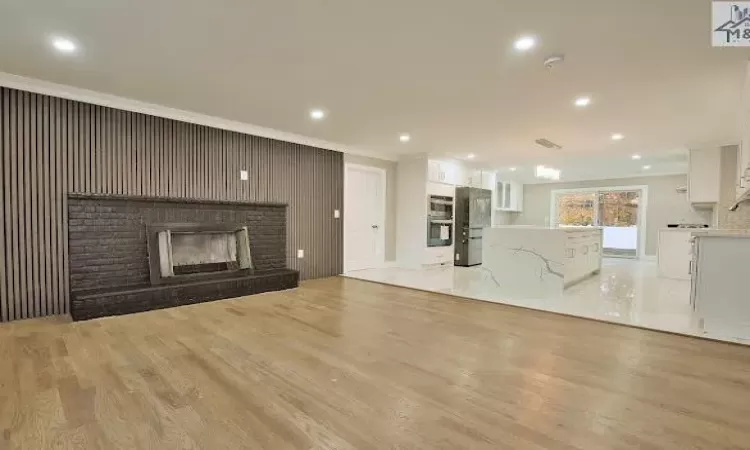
[334,209,340,219]
[240,170,249,181]
[297,249,304,259]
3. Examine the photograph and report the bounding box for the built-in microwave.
[427,195,454,247]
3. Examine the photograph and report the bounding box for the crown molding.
[0,71,396,161]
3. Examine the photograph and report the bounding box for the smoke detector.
[543,54,565,69]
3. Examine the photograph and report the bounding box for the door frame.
[550,185,649,259]
[343,163,387,272]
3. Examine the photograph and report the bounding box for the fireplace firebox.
[148,223,253,284]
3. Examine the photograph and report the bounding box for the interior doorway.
[551,186,648,259]
[344,164,386,272]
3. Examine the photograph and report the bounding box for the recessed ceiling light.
[510,167,517,172]
[514,36,537,52]
[643,165,652,170]
[631,154,642,160]
[309,109,326,120]
[399,133,411,143]
[611,133,625,141]
[467,154,476,159]
[51,37,77,53]
[574,96,591,107]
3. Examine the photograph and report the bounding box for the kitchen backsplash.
[717,146,750,230]
[719,202,750,229]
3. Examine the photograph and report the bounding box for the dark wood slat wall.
[0,87,344,322]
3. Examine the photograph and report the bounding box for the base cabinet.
[658,230,695,280]
[564,231,602,286]
[424,246,454,265]
[692,235,750,340]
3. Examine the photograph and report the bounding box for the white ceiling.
[494,149,690,184]
[0,0,748,173]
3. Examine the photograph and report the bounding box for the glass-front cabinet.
[495,180,523,212]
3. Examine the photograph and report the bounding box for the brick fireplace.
[68,194,299,320]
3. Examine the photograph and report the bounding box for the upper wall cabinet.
[428,160,459,185]
[496,180,523,212]
[428,160,495,188]
[464,169,487,188]
[688,148,721,206]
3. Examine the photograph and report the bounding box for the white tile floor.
[344,258,750,346]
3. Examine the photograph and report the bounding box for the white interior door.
[345,164,385,271]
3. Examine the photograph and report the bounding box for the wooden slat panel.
[9,90,19,320]
[0,87,344,321]
[0,89,6,322]
[60,99,70,315]
[39,95,49,316]
[51,96,60,315]
[21,91,31,319]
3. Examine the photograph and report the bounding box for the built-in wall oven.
[427,195,454,247]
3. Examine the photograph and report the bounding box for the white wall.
[396,156,428,266]
[344,154,398,261]
[512,174,712,256]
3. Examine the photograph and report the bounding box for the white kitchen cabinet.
[658,229,696,280]
[428,160,447,183]
[692,233,750,340]
[424,246,453,265]
[564,230,602,286]
[495,180,523,212]
[688,148,720,206]
[465,170,479,187]
[428,160,460,185]
[481,171,495,191]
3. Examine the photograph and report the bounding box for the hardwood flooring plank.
[0,277,749,449]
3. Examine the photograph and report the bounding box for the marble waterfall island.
[482,226,603,298]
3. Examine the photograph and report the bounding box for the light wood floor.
[1,277,749,450]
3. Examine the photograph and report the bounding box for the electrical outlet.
[240,170,249,181]
[297,249,304,259]
[334,209,340,219]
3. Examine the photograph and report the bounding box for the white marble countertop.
[488,226,602,233]
[693,229,750,238]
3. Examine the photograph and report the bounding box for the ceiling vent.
[535,138,563,149]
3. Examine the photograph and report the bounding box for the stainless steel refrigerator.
[454,187,492,267]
